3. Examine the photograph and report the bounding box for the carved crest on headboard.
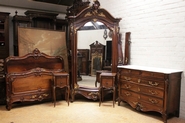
[32,48,42,59]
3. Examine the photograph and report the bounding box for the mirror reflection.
[77,21,112,88]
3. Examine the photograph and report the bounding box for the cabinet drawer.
[119,68,166,79]
[120,93,163,113]
[120,89,163,107]
[139,101,163,112]
[120,82,164,98]
[141,71,165,79]
[101,77,114,88]
[119,69,141,75]
[140,94,163,108]
[55,76,68,87]
[120,89,140,100]
[120,76,164,89]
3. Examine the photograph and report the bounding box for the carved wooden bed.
[5,48,65,110]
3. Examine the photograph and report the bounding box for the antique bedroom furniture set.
[0,1,182,123]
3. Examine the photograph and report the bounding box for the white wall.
[100,0,185,119]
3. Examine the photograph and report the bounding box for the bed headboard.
[5,48,64,73]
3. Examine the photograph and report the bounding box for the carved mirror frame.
[67,0,122,101]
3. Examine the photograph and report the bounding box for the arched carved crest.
[67,0,121,31]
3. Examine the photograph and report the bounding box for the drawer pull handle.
[149,98,158,104]
[0,75,5,78]
[38,95,43,100]
[149,90,158,95]
[125,84,131,89]
[133,101,138,105]
[124,76,131,81]
[0,68,4,71]
[43,94,49,97]
[148,81,159,86]
[31,95,37,99]
[124,92,131,96]
[138,96,140,99]
[138,79,141,83]
[138,88,140,91]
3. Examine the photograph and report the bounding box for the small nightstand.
[95,70,110,87]
[99,72,116,107]
[52,72,70,107]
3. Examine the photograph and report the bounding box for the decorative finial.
[92,0,100,10]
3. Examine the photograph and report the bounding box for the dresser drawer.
[119,69,141,76]
[120,89,140,100]
[141,71,166,79]
[140,94,163,107]
[120,93,163,113]
[55,75,68,88]
[120,76,164,89]
[101,77,114,88]
[120,81,164,98]
[120,89,163,107]
[139,101,163,113]
[119,68,166,80]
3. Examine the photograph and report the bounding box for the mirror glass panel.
[77,21,112,88]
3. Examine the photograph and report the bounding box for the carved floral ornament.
[84,11,106,18]
[84,1,105,17]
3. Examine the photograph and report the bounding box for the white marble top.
[117,65,183,74]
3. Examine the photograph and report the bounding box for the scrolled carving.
[88,92,99,100]
[136,103,143,111]
[30,93,49,101]
[74,83,79,89]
